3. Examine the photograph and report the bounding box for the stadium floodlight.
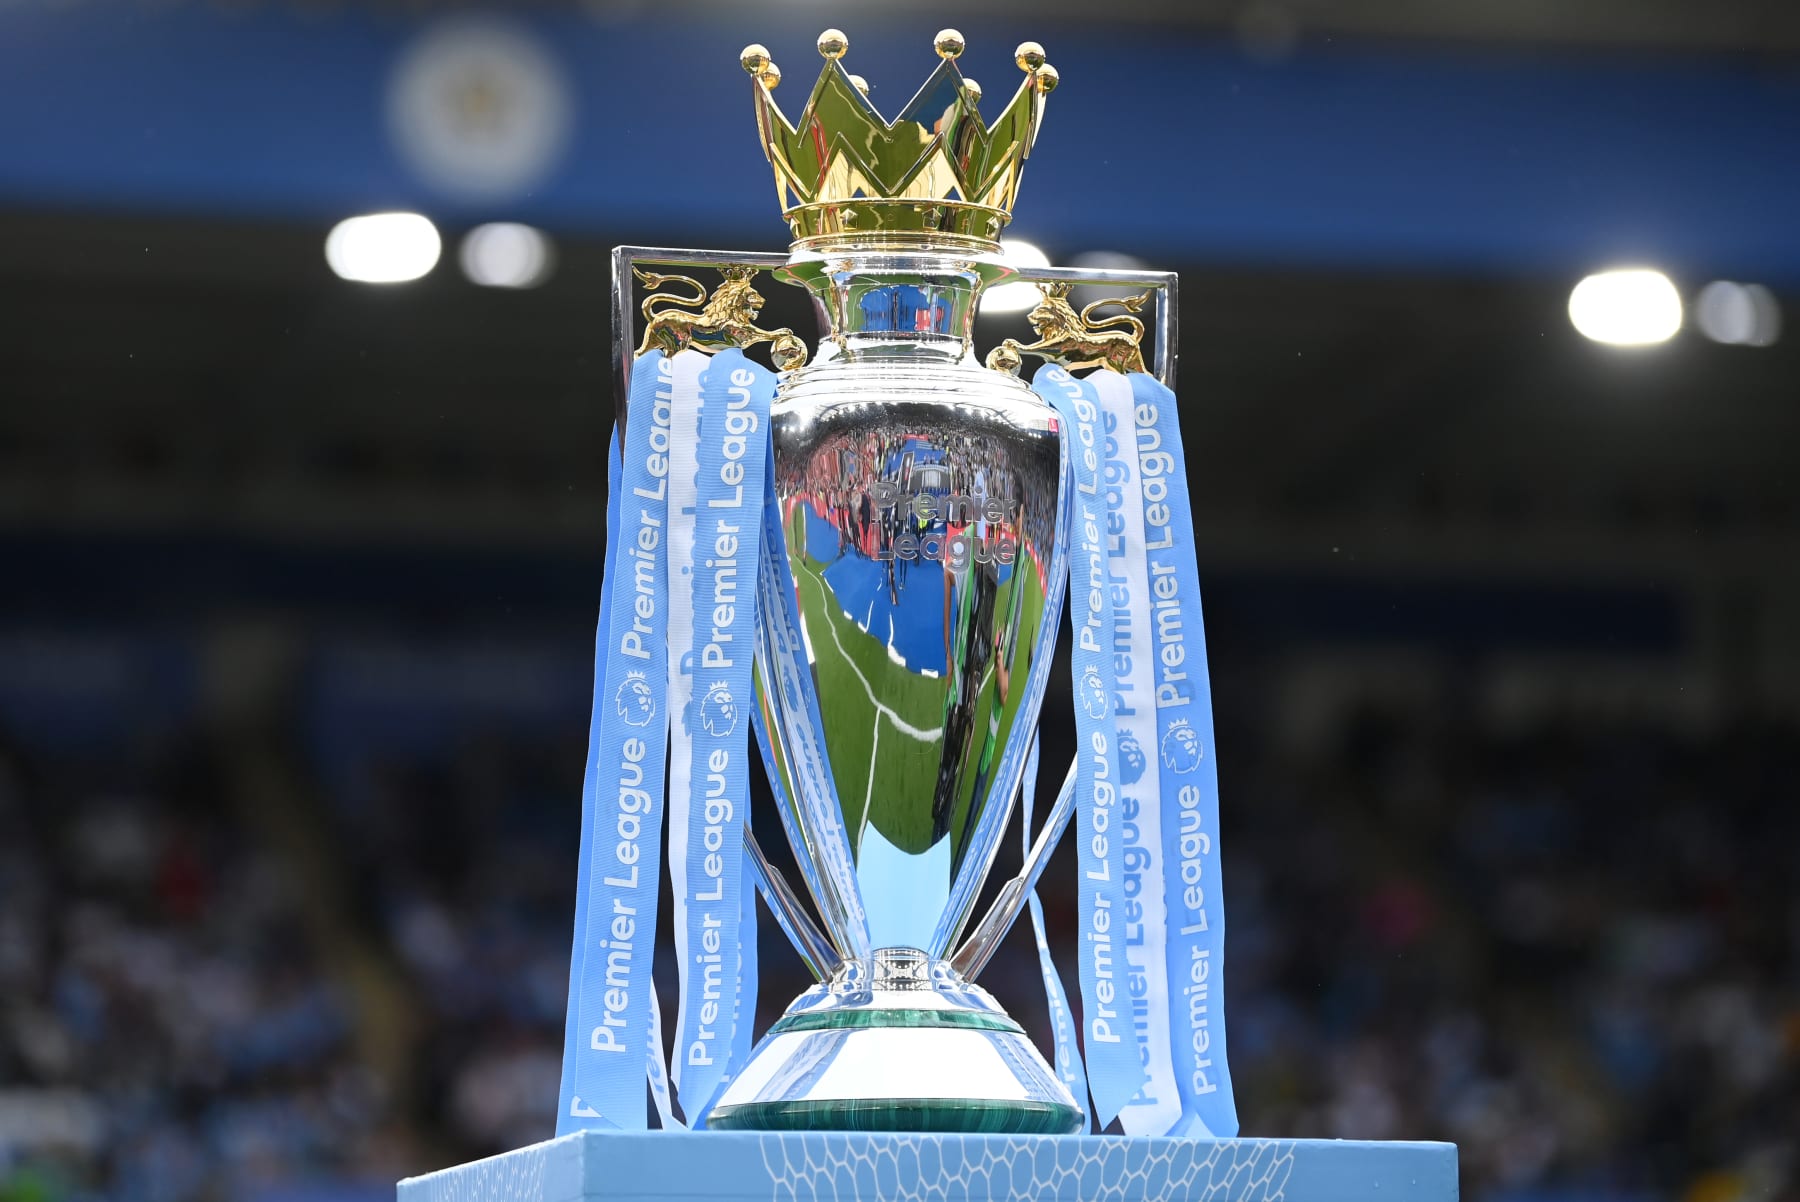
[325,213,442,284]
[1568,269,1682,346]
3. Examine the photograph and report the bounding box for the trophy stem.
[776,246,1016,366]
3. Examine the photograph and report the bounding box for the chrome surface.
[868,946,932,991]
[763,246,1072,957]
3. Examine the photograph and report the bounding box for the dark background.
[1,3,1798,1201]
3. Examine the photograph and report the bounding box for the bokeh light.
[324,213,442,284]
[460,222,555,289]
[1568,269,1682,346]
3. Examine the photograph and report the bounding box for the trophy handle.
[610,246,1182,438]
[946,755,1079,980]
[744,826,837,982]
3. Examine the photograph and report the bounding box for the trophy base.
[707,1097,1079,1134]
[707,949,1084,1134]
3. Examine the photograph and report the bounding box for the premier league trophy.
[563,25,1227,1139]
[403,24,1457,1202]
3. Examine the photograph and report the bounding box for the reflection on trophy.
[705,27,1082,1133]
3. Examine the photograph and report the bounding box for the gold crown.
[741,29,1058,247]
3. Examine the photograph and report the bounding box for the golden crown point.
[744,29,1057,248]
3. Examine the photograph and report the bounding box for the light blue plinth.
[397,1131,1457,1202]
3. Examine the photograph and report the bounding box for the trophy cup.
[596,26,1182,1137]
[703,30,1077,1132]
[698,28,1088,1134]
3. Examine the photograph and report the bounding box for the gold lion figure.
[634,265,809,369]
[985,283,1151,376]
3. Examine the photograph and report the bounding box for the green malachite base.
[766,1008,1023,1035]
[705,1097,1084,1134]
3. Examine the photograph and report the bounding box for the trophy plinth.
[402,1132,1461,1202]
[709,949,1082,1133]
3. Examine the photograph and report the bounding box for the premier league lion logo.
[614,671,656,727]
[1160,719,1203,775]
[699,681,739,738]
[1079,666,1109,720]
[1117,732,1148,785]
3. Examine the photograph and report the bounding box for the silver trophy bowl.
[706,242,1080,1132]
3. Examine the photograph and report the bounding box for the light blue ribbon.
[1033,365,1148,1127]
[557,428,624,1134]
[562,350,679,1131]
[1128,371,1237,1137]
[674,351,774,1121]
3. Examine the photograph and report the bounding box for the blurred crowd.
[333,731,584,1161]
[0,728,399,1202]
[1217,711,1799,1202]
[1,682,1795,1202]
